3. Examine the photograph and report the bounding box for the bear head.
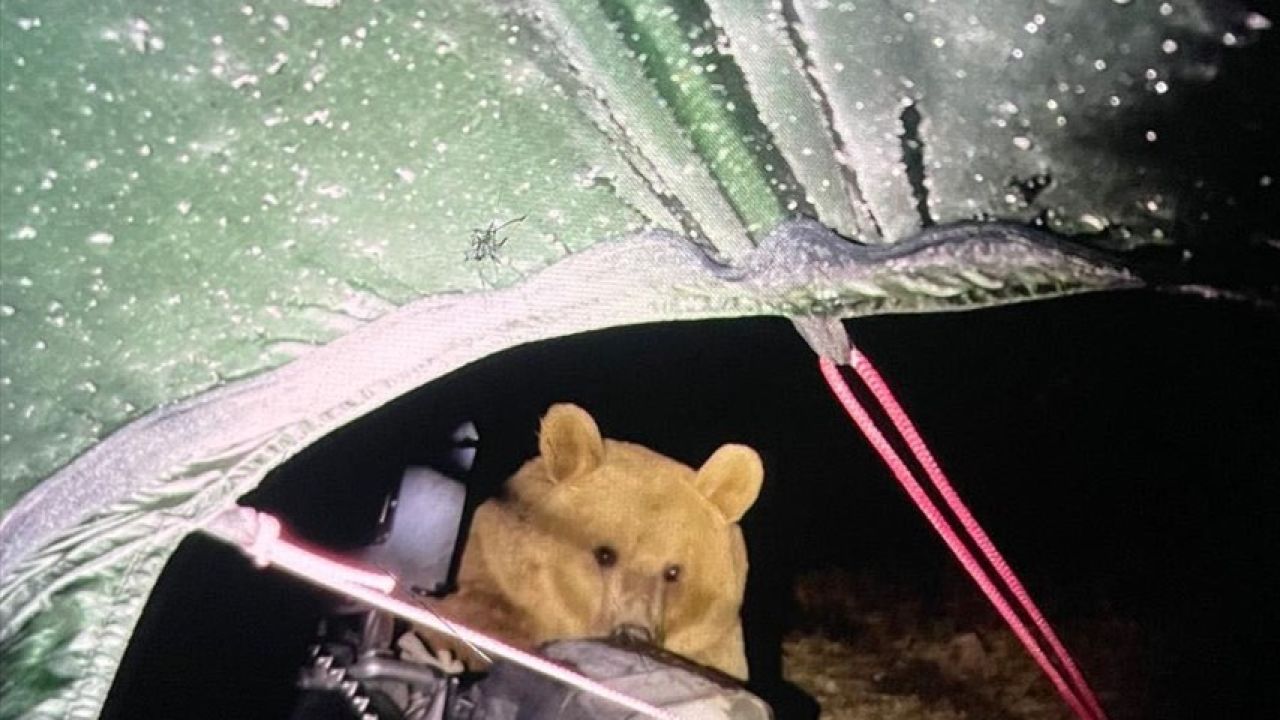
[443,403,763,679]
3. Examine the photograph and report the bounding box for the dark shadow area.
[1072,0,1280,303]
[99,534,329,720]
[103,291,1279,719]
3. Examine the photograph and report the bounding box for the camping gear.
[454,639,773,720]
[273,460,770,720]
[1,1,1273,718]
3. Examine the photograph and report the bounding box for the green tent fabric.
[0,1,1269,717]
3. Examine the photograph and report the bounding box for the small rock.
[943,632,994,681]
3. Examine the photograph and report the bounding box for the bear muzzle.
[610,622,657,644]
[598,572,666,647]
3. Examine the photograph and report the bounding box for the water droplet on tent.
[1244,13,1272,31]
[1079,214,1108,232]
[315,183,348,199]
[302,108,331,125]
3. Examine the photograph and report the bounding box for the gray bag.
[454,639,773,720]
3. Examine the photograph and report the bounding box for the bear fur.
[428,403,763,680]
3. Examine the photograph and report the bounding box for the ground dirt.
[780,568,1146,720]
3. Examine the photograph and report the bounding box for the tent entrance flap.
[83,306,1280,720]
[2,220,1137,720]
[0,219,1137,578]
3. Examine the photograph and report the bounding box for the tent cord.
[203,507,681,720]
[818,351,1108,720]
[202,346,1109,720]
[845,348,1110,720]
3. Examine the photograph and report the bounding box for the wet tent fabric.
[0,1,1268,718]
[0,222,1136,719]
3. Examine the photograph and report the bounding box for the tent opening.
[101,295,1278,720]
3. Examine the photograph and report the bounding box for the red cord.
[819,354,1107,720]
[847,348,1109,720]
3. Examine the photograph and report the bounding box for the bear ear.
[539,403,605,483]
[693,444,763,523]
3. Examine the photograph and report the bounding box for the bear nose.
[611,623,655,644]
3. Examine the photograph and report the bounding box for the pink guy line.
[847,347,1109,720]
[819,354,1104,720]
[210,509,681,720]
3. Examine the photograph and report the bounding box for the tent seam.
[62,536,144,720]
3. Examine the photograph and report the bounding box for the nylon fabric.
[0,220,1134,718]
[0,0,1267,717]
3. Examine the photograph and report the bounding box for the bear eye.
[663,564,681,583]
[593,545,617,568]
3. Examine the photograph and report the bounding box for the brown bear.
[427,403,763,680]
